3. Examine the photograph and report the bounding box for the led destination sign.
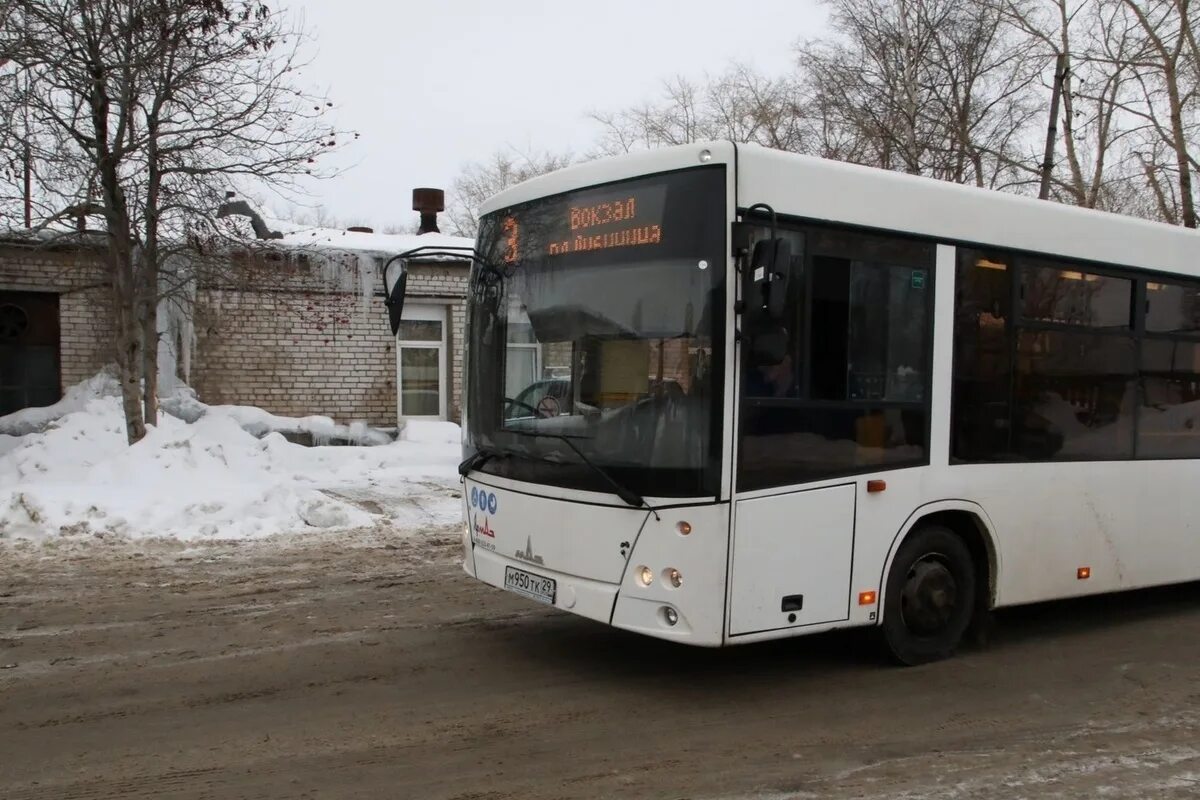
[498,181,669,263]
[552,196,661,255]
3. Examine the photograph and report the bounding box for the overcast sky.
[283,0,828,231]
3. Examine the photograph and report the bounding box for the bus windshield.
[465,166,727,498]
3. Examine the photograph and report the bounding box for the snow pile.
[203,401,392,446]
[0,377,394,446]
[400,420,461,444]
[0,396,461,542]
[0,369,121,436]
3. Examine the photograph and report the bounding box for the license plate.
[504,565,556,605]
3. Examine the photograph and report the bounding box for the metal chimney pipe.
[413,188,444,235]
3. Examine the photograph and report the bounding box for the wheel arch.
[875,500,1001,623]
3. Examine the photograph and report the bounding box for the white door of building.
[396,304,448,421]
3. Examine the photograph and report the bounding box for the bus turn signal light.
[866,480,886,493]
[1077,567,1091,580]
[858,590,878,606]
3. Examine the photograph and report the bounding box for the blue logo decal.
[470,487,479,508]
[487,492,498,514]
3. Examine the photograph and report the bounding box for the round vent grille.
[0,304,30,341]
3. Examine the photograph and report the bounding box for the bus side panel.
[728,483,856,636]
[939,461,1200,606]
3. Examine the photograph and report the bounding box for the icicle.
[157,252,199,392]
[357,253,375,317]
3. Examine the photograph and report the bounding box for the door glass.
[739,226,933,490]
[400,347,440,416]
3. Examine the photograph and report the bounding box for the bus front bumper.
[465,546,720,647]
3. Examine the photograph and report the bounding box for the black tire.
[881,525,976,666]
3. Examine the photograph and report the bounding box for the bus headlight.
[665,568,683,588]
[662,606,679,626]
[637,565,654,587]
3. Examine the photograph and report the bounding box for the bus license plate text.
[504,566,556,605]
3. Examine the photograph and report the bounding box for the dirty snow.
[0,379,462,543]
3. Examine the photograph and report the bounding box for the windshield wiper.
[527,432,649,511]
[458,446,508,477]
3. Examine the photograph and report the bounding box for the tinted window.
[1021,266,1131,328]
[739,227,933,490]
[951,251,1013,460]
[1139,339,1200,458]
[740,404,927,482]
[1146,281,1200,335]
[850,263,929,401]
[954,251,1138,462]
[1013,331,1136,458]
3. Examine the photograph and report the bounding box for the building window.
[396,305,447,419]
[503,305,541,411]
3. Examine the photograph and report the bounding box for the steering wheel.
[503,397,540,417]
[536,395,560,417]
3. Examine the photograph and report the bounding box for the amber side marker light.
[858,590,878,606]
[866,480,887,493]
[1077,567,1092,580]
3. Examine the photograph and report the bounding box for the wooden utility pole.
[1039,53,1068,200]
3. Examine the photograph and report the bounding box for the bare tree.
[798,0,1043,188]
[590,64,805,155]
[996,0,1155,212]
[446,146,572,237]
[0,0,340,442]
[1091,0,1200,227]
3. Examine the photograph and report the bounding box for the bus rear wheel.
[881,525,976,666]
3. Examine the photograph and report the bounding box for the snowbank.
[400,420,461,444]
[0,370,121,436]
[0,392,462,542]
[0,373,395,446]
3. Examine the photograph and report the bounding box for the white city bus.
[389,141,1200,664]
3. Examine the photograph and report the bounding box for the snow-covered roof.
[273,226,475,263]
[0,228,107,248]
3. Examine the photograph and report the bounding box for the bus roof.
[480,141,1200,279]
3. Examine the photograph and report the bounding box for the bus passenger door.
[728,484,856,636]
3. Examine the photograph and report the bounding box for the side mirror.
[748,238,791,323]
[750,326,789,367]
[383,257,409,336]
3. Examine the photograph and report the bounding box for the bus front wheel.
[881,525,976,666]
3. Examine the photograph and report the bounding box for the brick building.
[0,236,115,416]
[0,212,474,428]
[190,225,473,426]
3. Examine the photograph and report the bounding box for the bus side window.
[738,226,934,491]
[952,250,1013,461]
